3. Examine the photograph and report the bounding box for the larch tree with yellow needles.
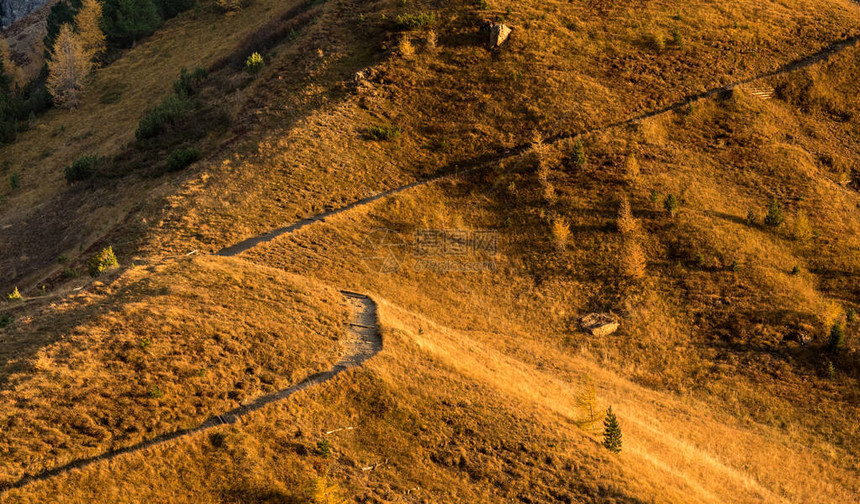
[47,24,92,108]
[74,0,106,63]
[575,380,601,433]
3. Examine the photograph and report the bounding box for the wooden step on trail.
[743,85,775,100]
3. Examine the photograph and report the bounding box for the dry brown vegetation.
[0,255,348,484]
[0,0,859,501]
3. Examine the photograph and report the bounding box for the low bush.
[315,438,332,458]
[366,124,402,141]
[6,287,22,301]
[64,155,100,183]
[6,286,23,302]
[764,198,784,227]
[88,246,119,277]
[551,216,570,251]
[395,12,437,30]
[792,210,814,241]
[245,52,264,75]
[166,147,202,172]
[746,209,757,227]
[173,67,209,97]
[0,313,14,327]
[135,94,191,140]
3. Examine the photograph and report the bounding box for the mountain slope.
[0,0,858,501]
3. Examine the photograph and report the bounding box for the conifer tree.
[828,323,845,354]
[664,193,679,217]
[571,138,587,169]
[101,0,162,48]
[47,24,92,108]
[74,0,106,62]
[44,0,84,59]
[764,198,784,227]
[602,406,622,453]
[0,54,15,143]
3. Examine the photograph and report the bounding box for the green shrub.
[649,190,660,208]
[136,94,191,140]
[64,155,100,183]
[848,308,857,325]
[671,28,683,48]
[828,323,845,353]
[366,124,402,141]
[173,67,209,97]
[0,313,14,328]
[764,198,784,227]
[745,209,757,226]
[315,438,332,458]
[570,139,587,169]
[166,147,202,172]
[9,172,19,190]
[395,12,436,30]
[149,386,164,398]
[88,246,119,277]
[791,265,800,276]
[664,194,679,217]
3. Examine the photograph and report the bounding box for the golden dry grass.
[0,255,348,484]
[0,0,859,501]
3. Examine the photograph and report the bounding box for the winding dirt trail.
[4,29,859,494]
[4,288,381,492]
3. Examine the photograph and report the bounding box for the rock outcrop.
[1,0,50,29]
[579,313,620,337]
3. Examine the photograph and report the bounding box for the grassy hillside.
[0,255,348,485]
[0,0,858,501]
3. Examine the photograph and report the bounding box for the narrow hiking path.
[4,28,859,494]
[3,290,381,492]
[217,33,860,256]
